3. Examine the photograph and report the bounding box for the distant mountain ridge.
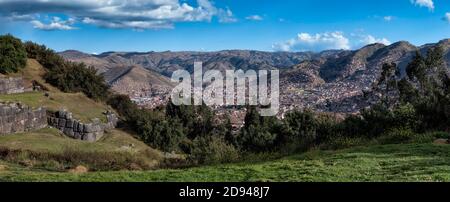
[60,39,450,78]
[59,39,450,112]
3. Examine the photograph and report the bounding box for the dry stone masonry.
[47,110,118,142]
[0,77,29,94]
[0,76,119,141]
[0,103,47,135]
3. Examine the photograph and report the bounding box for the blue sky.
[0,0,449,53]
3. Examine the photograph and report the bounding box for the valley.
[60,39,450,117]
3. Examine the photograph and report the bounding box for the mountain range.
[59,39,450,112]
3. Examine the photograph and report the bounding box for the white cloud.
[273,32,391,52]
[359,35,391,46]
[245,15,263,21]
[218,7,237,23]
[383,16,394,22]
[443,12,450,23]
[273,32,350,52]
[31,17,76,30]
[0,0,236,30]
[7,13,36,21]
[411,0,434,11]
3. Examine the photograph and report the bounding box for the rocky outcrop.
[0,77,28,94]
[0,103,47,135]
[47,110,118,142]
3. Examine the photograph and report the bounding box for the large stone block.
[74,132,82,140]
[77,122,84,133]
[58,119,66,127]
[83,124,94,133]
[66,119,74,128]
[82,133,96,142]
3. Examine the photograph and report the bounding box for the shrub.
[189,135,239,165]
[280,111,316,140]
[377,128,417,144]
[24,41,109,101]
[424,131,450,139]
[0,34,27,73]
[107,94,138,120]
[392,103,419,130]
[237,106,281,152]
[315,113,341,143]
[361,104,394,138]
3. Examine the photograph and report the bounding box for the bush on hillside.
[237,106,281,152]
[0,34,27,74]
[377,128,417,144]
[277,110,317,152]
[24,41,109,101]
[189,135,239,165]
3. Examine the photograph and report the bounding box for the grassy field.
[1,143,449,182]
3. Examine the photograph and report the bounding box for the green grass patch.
[0,128,160,154]
[1,143,450,182]
[0,128,164,172]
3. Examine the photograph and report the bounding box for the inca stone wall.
[0,103,47,135]
[47,110,118,142]
[0,76,119,140]
[0,77,28,94]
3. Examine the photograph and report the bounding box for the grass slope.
[0,128,164,173]
[0,59,165,172]
[1,143,449,182]
[0,59,111,122]
[0,128,158,154]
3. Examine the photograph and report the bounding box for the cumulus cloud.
[31,16,76,30]
[273,32,391,52]
[443,12,450,23]
[272,32,351,52]
[245,15,263,21]
[411,0,434,11]
[0,0,236,30]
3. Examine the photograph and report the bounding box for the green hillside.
[1,143,449,182]
[0,59,111,122]
[0,59,167,172]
